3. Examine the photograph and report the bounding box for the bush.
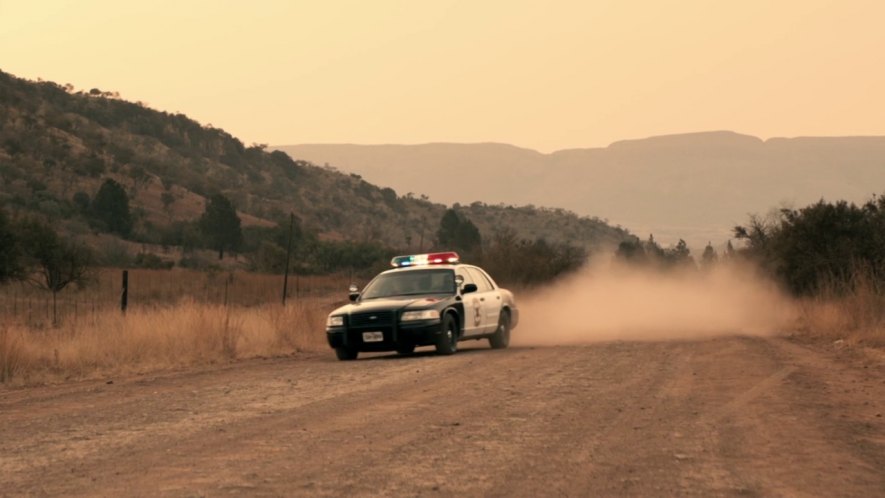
[735,195,885,295]
[477,228,586,287]
[134,252,174,270]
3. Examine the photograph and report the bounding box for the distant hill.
[0,70,630,267]
[277,133,885,248]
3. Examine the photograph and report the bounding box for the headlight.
[400,310,440,322]
[327,315,344,327]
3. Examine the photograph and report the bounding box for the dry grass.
[797,271,885,347]
[0,268,351,328]
[0,269,351,385]
[0,298,338,386]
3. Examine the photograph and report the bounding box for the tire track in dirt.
[82,347,591,497]
[0,351,470,490]
[1,337,884,497]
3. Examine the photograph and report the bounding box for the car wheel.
[489,311,510,349]
[396,343,416,355]
[435,314,458,355]
[335,346,359,361]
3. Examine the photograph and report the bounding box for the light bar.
[391,252,460,268]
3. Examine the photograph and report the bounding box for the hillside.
[0,70,631,269]
[277,133,885,247]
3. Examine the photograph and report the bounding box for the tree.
[128,164,150,191]
[161,191,175,219]
[479,229,586,286]
[91,178,132,236]
[17,218,94,324]
[701,242,718,267]
[724,240,736,259]
[644,234,665,260]
[72,191,91,213]
[616,238,646,263]
[437,209,461,247]
[199,193,243,259]
[734,197,885,294]
[0,208,22,283]
[437,209,481,253]
[664,239,694,268]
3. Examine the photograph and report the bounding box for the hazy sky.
[3,0,884,152]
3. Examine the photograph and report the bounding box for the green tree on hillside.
[161,191,175,219]
[437,209,481,253]
[72,191,91,213]
[17,218,94,324]
[91,178,132,236]
[200,193,243,259]
[0,209,22,282]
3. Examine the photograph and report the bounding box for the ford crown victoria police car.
[325,252,519,360]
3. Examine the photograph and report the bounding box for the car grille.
[350,311,395,328]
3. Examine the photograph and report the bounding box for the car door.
[466,267,502,334]
[455,268,483,337]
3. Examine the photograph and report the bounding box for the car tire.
[396,343,416,355]
[335,346,359,361]
[435,314,458,355]
[489,311,511,349]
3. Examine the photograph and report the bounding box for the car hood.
[330,296,448,316]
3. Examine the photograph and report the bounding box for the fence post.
[282,212,295,305]
[121,270,129,314]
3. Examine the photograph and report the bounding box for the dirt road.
[2,336,884,497]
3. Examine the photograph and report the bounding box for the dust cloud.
[513,259,797,346]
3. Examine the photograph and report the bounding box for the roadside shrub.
[478,228,586,287]
[798,267,885,346]
[134,252,174,270]
[735,195,885,295]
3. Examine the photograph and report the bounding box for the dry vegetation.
[2,264,883,386]
[0,269,350,385]
[796,270,885,347]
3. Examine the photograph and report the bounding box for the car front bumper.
[326,320,444,351]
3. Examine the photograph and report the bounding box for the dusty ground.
[1,336,884,497]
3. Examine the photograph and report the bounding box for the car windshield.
[361,269,456,299]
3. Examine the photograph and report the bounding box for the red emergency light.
[391,252,460,268]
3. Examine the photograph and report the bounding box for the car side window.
[466,267,493,292]
[474,267,498,289]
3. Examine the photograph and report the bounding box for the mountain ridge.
[276,133,885,248]
[286,130,885,157]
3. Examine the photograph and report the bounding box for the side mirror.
[462,283,478,294]
[348,284,359,302]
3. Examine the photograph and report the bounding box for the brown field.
[1,264,883,387]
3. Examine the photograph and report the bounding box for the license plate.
[362,331,384,342]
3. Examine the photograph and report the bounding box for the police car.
[325,252,519,360]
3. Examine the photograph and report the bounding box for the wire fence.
[0,268,353,329]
